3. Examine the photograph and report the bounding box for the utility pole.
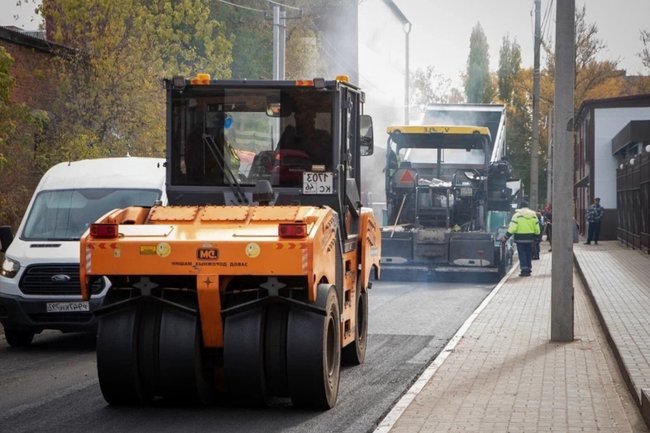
[530,0,541,210]
[546,108,553,205]
[272,5,286,80]
[551,0,575,342]
[404,22,412,125]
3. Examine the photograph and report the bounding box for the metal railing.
[616,151,650,253]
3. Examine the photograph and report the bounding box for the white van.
[0,157,166,346]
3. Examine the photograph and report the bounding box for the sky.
[395,0,650,88]
[1,0,41,29]
[2,0,649,85]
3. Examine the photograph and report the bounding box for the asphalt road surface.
[0,276,495,433]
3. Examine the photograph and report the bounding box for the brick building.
[0,25,69,111]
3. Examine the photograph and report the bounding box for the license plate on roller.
[46,301,90,313]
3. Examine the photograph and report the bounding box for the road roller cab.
[80,74,381,409]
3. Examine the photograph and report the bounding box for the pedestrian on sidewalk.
[500,201,541,277]
[585,197,604,245]
[543,203,552,252]
[532,208,544,260]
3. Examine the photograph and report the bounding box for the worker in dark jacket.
[500,201,541,277]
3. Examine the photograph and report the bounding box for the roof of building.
[0,25,72,54]
[576,93,650,124]
[611,120,650,155]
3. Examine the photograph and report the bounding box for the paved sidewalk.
[574,242,650,415]
[376,242,649,432]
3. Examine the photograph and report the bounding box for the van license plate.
[46,302,90,313]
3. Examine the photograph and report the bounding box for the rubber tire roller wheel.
[264,303,290,397]
[96,301,149,405]
[342,280,368,365]
[158,305,214,404]
[287,285,341,409]
[223,307,268,405]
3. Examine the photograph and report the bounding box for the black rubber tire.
[97,301,147,405]
[223,307,267,405]
[139,301,162,402]
[158,305,213,404]
[4,329,35,347]
[287,286,341,409]
[342,279,368,366]
[499,242,514,279]
[264,303,289,397]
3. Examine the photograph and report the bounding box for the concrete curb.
[642,389,650,429]
[573,252,649,429]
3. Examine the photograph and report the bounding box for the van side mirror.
[359,114,374,156]
[0,225,14,252]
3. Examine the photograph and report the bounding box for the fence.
[616,150,650,253]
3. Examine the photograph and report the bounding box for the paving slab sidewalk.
[378,245,648,433]
[574,241,650,424]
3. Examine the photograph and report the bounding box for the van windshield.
[22,188,162,241]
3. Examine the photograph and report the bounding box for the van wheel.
[4,329,35,347]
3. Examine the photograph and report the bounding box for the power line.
[541,0,555,47]
[216,0,265,13]
[265,0,301,12]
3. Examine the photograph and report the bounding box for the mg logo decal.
[51,274,72,282]
[197,248,219,260]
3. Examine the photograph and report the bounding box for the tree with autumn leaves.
[40,0,233,162]
[0,0,340,229]
[410,6,649,201]
[466,5,650,202]
[23,0,337,163]
[0,0,234,229]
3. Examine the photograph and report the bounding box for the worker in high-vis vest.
[500,201,541,277]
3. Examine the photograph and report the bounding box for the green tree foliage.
[0,48,14,163]
[506,69,536,199]
[152,0,233,78]
[0,0,234,227]
[39,0,232,164]
[0,47,48,229]
[286,0,334,78]
[495,37,537,198]
[42,0,159,162]
[464,22,494,103]
[497,36,521,103]
[211,0,270,79]
[286,24,323,79]
[210,0,332,80]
